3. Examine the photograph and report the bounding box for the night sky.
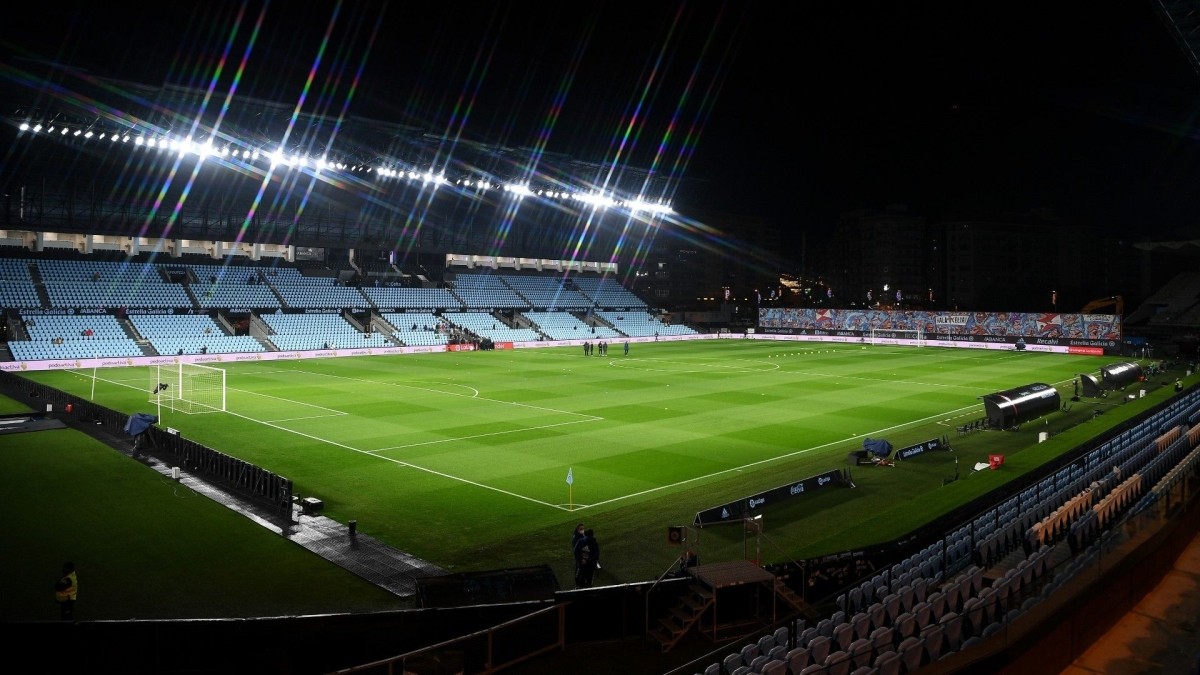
[3,1,1198,247]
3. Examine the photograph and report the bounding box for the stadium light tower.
[743,514,763,564]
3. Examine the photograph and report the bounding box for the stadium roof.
[1154,0,1200,81]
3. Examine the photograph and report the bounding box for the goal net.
[869,328,926,347]
[148,363,226,414]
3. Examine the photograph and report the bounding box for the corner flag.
[566,468,574,485]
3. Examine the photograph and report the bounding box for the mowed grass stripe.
[21,343,1121,576]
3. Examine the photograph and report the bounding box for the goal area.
[148,363,226,414]
[869,328,926,347]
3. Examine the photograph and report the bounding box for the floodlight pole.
[755,517,763,565]
[744,515,763,563]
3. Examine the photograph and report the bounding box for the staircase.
[648,583,714,652]
[28,264,51,308]
[773,577,806,614]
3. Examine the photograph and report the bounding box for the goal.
[869,328,926,347]
[148,363,226,414]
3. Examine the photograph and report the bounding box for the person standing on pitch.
[55,561,77,620]
[624,340,629,356]
[573,528,600,588]
[572,522,601,570]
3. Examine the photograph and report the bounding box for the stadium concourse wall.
[0,329,1098,374]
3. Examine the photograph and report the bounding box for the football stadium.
[4,4,1200,675]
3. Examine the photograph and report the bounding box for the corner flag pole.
[566,467,574,511]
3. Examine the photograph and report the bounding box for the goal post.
[148,363,226,414]
[869,328,925,347]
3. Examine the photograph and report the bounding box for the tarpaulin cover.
[124,413,158,437]
[862,437,893,457]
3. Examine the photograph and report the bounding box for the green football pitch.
[16,340,1164,589]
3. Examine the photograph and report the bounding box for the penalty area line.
[222,408,567,511]
[579,400,988,511]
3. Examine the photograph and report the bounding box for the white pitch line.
[576,400,996,511]
[75,367,574,510]
[372,418,601,452]
[288,368,602,420]
[219,408,566,509]
[228,386,347,415]
[264,412,349,423]
[70,359,1091,514]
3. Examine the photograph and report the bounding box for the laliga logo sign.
[817,476,832,486]
[748,497,766,509]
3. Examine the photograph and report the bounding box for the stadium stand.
[441,311,541,343]
[379,312,451,347]
[260,313,388,350]
[522,310,622,340]
[0,258,39,309]
[595,309,697,337]
[266,267,371,309]
[1124,270,1200,328]
[570,275,648,308]
[10,312,143,360]
[692,387,1200,674]
[38,258,193,308]
[128,314,267,355]
[499,274,594,309]
[449,273,530,309]
[184,263,284,310]
[4,250,1197,675]
[363,286,462,311]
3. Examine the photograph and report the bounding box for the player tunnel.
[1079,373,1105,398]
[1100,362,1144,391]
[982,382,1061,430]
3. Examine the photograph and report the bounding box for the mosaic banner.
[758,309,1120,349]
